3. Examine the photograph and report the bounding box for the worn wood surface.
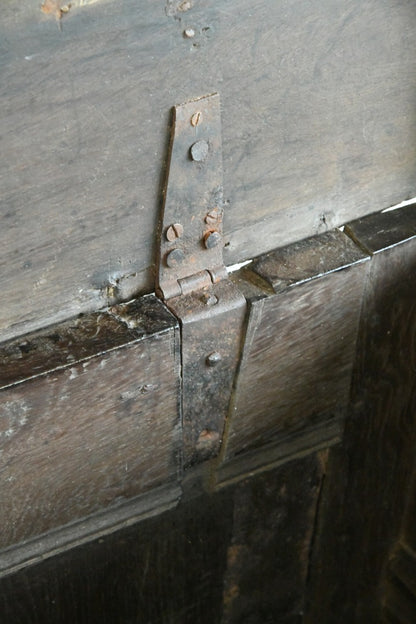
[221,453,327,624]
[383,445,416,622]
[383,543,416,623]
[0,488,234,624]
[306,205,416,623]
[0,454,325,624]
[0,296,180,551]
[222,229,368,463]
[2,0,416,341]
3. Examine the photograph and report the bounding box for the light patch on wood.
[41,0,105,21]
[41,0,71,21]
[0,399,29,443]
[166,0,193,18]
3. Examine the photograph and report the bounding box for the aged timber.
[2,0,416,341]
[0,454,325,624]
[216,228,369,485]
[306,204,416,623]
[0,205,415,620]
[0,296,181,553]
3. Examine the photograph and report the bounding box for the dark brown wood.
[0,296,180,552]
[383,544,416,623]
[221,230,368,467]
[306,205,416,623]
[2,0,416,341]
[0,487,234,624]
[383,440,416,622]
[221,452,327,624]
[0,453,325,624]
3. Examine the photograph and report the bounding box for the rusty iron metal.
[166,248,185,268]
[166,223,184,242]
[157,93,224,301]
[167,280,246,467]
[157,93,246,467]
[190,140,209,162]
[206,352,222,367]
[190,111,202,126]
[204,230,222,249]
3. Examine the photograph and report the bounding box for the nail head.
[206,352,222,367]
[204,231,222,249]
[166,223,184,241]
[205,208,221,226]
[190,140,209,162]
[191,111,202,127]
[201,293,218,306]
[166,248,185,268]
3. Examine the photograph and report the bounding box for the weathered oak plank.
[0,488,234,624]
[0,453,325,624]
[1,0,416,340]
[221,452,327,624]
[306,205,416,623]
[0,296,181,551]
[221,230,368,467]
[384,543,416,623]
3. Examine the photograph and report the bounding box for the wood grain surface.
[306,206,416,623]
[222,229,369,462]
[0,454,325,624]
[2,0,416,341]
[383,430,416,622]
[221,452,327,624]
[0,296,180,550]
[0,488,234,624]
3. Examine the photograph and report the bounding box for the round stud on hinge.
[190,140,209,162]
[204,231,222,249]
[166,248,185,268]
[206,352,222,367]
[165,223,184,242]
[201,292,218,306]
[205,208,221,226]
[190,111,202,127]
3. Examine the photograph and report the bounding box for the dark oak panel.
[221,453,327,624]
[222,230,368,464]
[2,0,416,340]
[306,205,416,623]
[383,432,416,622]
[0,296,180,551]
[384,544,416,623]
[0,489,234,624]
[0,454,324,624]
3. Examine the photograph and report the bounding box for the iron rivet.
[191,111,202,127]
[205,208,221,225]
[197,429,220,445]
[184,28,195,39]
[190,140,209,162]
[166,248,185,268]
[204,231,222,249]
[166,223,184,241]
[206,352,222,367]
[201,293,218,306]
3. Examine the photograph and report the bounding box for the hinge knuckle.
[178,270,212,297]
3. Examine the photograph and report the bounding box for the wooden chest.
[1,1,416,621]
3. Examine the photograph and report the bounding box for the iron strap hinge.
[156,93,246,468]
[156,93,228,302]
